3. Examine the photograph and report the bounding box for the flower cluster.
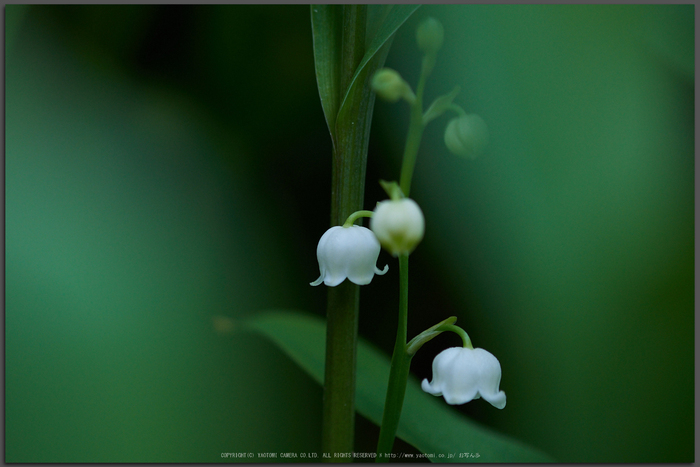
[310,16,503,414]
[311,195,424,287]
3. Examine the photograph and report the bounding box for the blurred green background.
[5,5,693,463]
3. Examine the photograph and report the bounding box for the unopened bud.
[370,198,425,256]
[444,114,489,159]
[371,68,415,103]
[416,17,444,55]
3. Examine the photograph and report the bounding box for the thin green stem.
[442,324,473,349]
[398,56,432,197]
[376,51,439,461]
[376,254,410,461]
[343,210,374,227]
[398,86,424,197]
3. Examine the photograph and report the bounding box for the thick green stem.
[376,254,411,460]
[323,280,360,458]
[322,5,368,460]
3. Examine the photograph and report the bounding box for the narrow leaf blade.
[310,5,343,140]
[243,310,555,463]
[337,4,421,118]
[423,85,461,126]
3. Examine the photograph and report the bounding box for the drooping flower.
[421,346,506,409]
[370,198,425,256]
[310,226,388,287]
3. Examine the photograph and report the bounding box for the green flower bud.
[371,68,415,103]
[370,198,425,256]
[416,17,444,55]
[444,114,489,159]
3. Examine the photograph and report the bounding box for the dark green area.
[6,5,693,463]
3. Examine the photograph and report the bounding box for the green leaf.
[243,310,555,463]
[336,5,421,122]
[405,316,458,356]
[422,85,461,126]
[310,5,343,139]
[365,5,393,49]
[311,5,420,145]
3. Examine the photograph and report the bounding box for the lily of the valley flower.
[370,198,425,256]
[421,346,506,409]
[310,226,388,287]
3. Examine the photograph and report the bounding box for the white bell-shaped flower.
[310,226,388,287]
[421,346,506,409]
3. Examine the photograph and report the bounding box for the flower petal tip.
[310,276,324,287]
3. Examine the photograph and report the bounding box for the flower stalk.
[373,17,445,460]
[398,61,427,197]
[376,253,411,460]
[375,53,430,462]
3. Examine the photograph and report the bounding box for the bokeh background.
[6,5,694,463]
